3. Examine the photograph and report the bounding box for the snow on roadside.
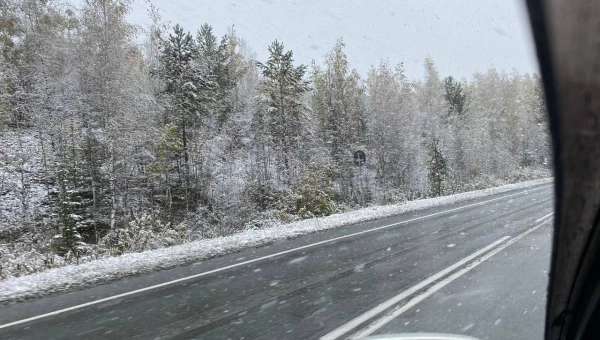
[0,177,552,303]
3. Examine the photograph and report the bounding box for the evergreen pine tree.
[444,76,468,188]
[53,164,87,263]
[196,23,236,124]
[255,40,309,183]
[428,137,448,197]
[444,76,466,118]
[152,24,206,182]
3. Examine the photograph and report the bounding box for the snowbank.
[0,177,552,303]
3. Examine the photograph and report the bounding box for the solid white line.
[349,214,554,339]
[319,236,510,340]
[0,184,551,330]
[535,211,554,223]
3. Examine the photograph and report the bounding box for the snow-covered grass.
[0,177,551,303]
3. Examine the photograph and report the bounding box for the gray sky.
[128,0,539,80]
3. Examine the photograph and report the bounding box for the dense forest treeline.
[0,0,550,277]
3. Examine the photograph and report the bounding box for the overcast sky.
[127,0,539,80]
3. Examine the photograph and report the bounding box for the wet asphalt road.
[0,184,553,340]
[374,218,552,340]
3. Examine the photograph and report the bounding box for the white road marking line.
[0,185,551,330]
[535,211,554,223]
[319,236,511,340]
[349,214,554,339]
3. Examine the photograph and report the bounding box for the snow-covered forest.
[0,0,550,278]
